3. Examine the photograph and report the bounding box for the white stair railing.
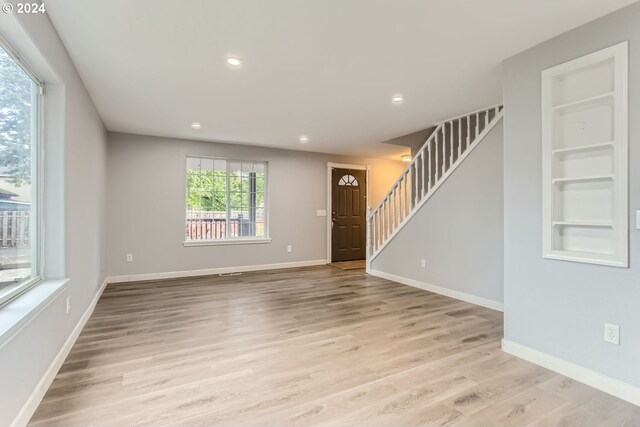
[367,105,504,267]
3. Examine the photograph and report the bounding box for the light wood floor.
[29,266,639,426]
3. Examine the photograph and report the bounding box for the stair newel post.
[366,206,372,271]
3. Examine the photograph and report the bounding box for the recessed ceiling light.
[299,135,309,143]
[392,94,405,104]
[227,57,242,66]
[191,122,202,130]
[401,154,412,162]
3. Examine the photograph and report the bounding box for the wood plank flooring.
[29,266,639,426]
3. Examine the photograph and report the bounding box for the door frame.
[326,162,371,263]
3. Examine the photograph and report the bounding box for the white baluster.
[404,175,409,218]
[435,128,440,180]
[466,116,471,149]
[427,140,432,191]
[420,150,426,199]
[398,182,402,221]
[391,189,396,230]
[380,205,384,242]
[391,189,395,230]
[375,209,380,250]
[378,210,382,247]
[449,121,454,168]
[394,186,398,228]
[485,109,489,127]
[399,177,404,221]
[385,202,390,239]
[458,119,462,158]
[376,210,380,249]
[413,162,419,207]
[475,112,480,139]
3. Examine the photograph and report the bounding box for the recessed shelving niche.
[542,42,628,267]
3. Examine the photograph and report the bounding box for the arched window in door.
[338,174,359,186]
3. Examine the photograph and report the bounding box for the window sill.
[0,278,70,348]
[183,238,272,247]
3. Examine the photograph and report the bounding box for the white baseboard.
[107,259,328,284]
[502,339,640,407]
[11,277,109,427]
[369,269,503,312]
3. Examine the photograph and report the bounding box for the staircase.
[367,105,504,268]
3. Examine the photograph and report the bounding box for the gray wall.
[107,132,405,277]
[0,10,108,427]
[503,2,640,387]
[371,123,504,305]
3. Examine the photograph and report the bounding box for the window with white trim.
[0,42,41,305]
[185,157,267,242]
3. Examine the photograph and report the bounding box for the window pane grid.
[186,157,266,241]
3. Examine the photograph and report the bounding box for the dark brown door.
[331,168,366,262]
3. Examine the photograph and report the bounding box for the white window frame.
[183,156,270,247]
[0,36,44,306]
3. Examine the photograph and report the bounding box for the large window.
[185,157,267,242]
[0,43,41,305]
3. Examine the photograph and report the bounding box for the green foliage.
[0,48,34,187]
[187,169,265,213]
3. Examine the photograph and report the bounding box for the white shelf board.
[552,221,613,228]
[544,250,624,268]
[552,175,614,184]
[552,141,614,155]
[551,91,615,112]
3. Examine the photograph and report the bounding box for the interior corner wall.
[106,132,405,277]
[370,123,504,307]
[0,11,108,427]
[503,2,640,388]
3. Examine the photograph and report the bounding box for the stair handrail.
[434,103,503,125]
[370,122,443,217]
[367,105,504,271]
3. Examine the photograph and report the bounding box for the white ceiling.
[44,0,636,159]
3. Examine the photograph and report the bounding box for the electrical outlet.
[66,296,71,314]
[604,323,620,345]
[287,245,292,253]
[126,253,133,262]
[420,259,426,268]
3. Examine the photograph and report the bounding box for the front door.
[331,168,366,262]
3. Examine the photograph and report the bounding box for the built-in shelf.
[552,175,614,184]
[552,141,614,155]
[542,41,628,267]
[545,250,625,268]
[552,221,613,228]
[551,91,615,112]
